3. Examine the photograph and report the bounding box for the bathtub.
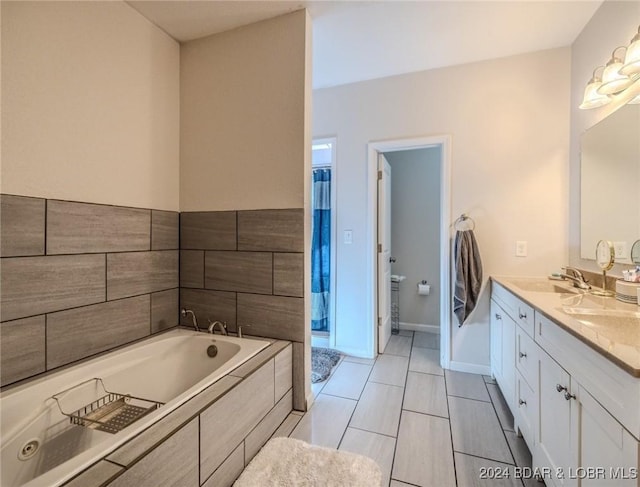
[0,329,270,487]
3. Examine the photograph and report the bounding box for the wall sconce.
[579,67,611,109]
[580,25,640,109]
[620,26,640,77]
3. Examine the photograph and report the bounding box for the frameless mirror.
[580,103,640,264]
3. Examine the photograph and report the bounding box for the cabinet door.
[490,299,503,381]
[572,383,639,486]
[500,311,516,414]
[537,350,574,487]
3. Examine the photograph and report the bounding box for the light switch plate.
[516,241,528,257]
[344,230,353,244]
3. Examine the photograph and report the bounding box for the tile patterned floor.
[288,331,538,487]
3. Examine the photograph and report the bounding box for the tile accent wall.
[0,194,179,387]
[179,209,306,409]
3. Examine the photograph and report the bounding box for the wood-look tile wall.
[179,209,306,409]
[0,194,179,387]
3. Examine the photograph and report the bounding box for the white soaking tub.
[0,329,270,487]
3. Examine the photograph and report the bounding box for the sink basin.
[509,279,578,294]
[557,307,640,344]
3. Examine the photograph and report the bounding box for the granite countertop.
[491,276,640,378]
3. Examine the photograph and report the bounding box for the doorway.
[367,136,451,367]
[311,138,337,349]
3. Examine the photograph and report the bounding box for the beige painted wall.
[180,9,312,407]
[569,1,640,274]
[180,10,308,212]
[314,48,571,365]
[1,1,180,211]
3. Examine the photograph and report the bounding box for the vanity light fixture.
[597,46,633,95]
[579,66,611,109]
[620,26,640,77]
[580,25,640,109]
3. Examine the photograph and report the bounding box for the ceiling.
[127,1,602,89]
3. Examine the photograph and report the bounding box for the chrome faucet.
[181,308,200,332]
[560,267,591,290]
[207,319,228,335]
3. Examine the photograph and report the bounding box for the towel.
[453,229,483,326]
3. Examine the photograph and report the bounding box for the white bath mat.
[234,437,382,487]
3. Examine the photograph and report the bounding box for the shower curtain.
[311,168,331,332]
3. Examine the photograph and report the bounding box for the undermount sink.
[509,279,578,294]
[559,307,640,329]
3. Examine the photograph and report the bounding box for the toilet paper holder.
[417,280,430,296]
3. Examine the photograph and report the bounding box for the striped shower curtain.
[311,168,331,332]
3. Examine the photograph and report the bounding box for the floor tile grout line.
[400,407,449,420]
[347,424,398,440]
[446,393,492,404]
[387,331,414,487]
[407,369,447,379]
[453,450,517,467]
[483,378,521,472]
[366,378,406,389]
[322,360,373,402]
[443,360,459,487]
[337,348,379,451]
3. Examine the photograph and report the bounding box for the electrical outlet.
[516,241,528,257]
[344,230,353,244]
[614,241,627,261]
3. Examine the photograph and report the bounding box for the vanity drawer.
[516,325,537,391]
[516,372,536,447]
[492,282,535,337]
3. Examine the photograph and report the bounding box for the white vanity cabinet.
[537,347,638,487]
[490,280,640,487]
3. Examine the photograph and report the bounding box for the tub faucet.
[181,308,200,332]
[560,267,591,290]
[208,319,228,335]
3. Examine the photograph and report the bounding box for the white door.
[377,154,392,353]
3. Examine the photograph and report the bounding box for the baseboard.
[399,322,440,333]
[448,360,491,376]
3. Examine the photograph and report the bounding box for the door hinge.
[377,243,382,252]
[378,317,381,327]
[378,170,382,180]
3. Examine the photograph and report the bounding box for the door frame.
[366,135,452,368]
[311,137,338,349]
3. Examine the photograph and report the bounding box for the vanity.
[490,276,640,486]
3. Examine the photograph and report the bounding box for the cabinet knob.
[519,351,527,358]
[495,313,502,320]
[519,311,527,320]
[519,399,527,406]
[556,384,568,393]
[564,391,576,401]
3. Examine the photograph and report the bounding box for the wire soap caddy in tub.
[51,378,164,434]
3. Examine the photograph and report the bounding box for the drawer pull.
[519,311,527,320]
[519,351,527,358]
[556,384,568,393]
[519,399,527,406]
[564,391,576,401]
[495,313,502,320]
